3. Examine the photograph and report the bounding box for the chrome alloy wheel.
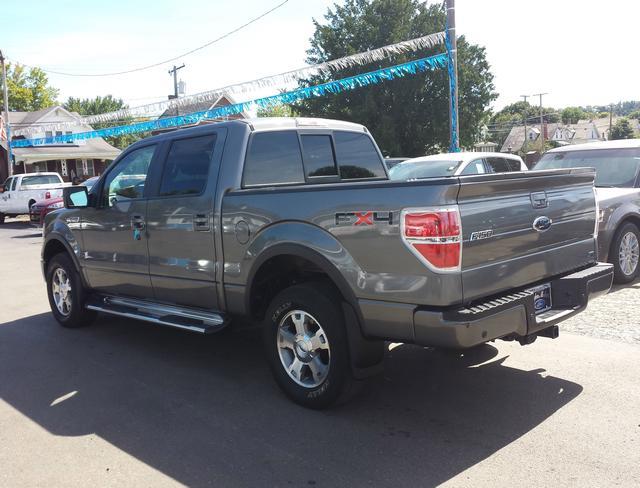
[277,310,331,388]
[51,267,72,316]
[619,231,640,276]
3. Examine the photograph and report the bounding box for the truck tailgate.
[457,168,597,303]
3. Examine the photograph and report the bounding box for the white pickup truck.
[0,172,70,224]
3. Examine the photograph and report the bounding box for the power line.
[485,111,562,129]
[11,0,289,77]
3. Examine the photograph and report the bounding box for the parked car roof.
[405,152,524,164]
[546,139,640,153]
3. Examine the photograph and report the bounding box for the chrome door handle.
[193,213,210,231]
[131,216,146,230]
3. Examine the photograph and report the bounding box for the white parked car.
[388,152,527,180]
[0,172,71,224]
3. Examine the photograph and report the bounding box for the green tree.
[609,118,636,140]
[257,104,297,117]
[63,95,145,149]
[4,63,58,111]
[65,95,127,116]
[293,0,497,156]
[561,106,588,124]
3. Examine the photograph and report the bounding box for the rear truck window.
[243,131,305,187]
[159,134,217,196]
[20,175,62,187]
[300,134,338,178]
[333,131,386,180]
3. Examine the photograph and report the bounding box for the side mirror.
[63,186,89,209]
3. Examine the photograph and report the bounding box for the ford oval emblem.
[533,216,552,232]
[534,298,547,311]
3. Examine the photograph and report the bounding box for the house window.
[82,159,95,177]
[66,131,73,144]
[45,131,53,142]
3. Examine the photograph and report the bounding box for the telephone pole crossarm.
[168,64,186,99]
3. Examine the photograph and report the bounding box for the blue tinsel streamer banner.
[11,53,448,148]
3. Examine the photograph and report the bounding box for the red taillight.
[401,208,462,271]
[45,191,51,199]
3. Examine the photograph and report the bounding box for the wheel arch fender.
[605,208,640,260]
[240,221,366,329]
[244,234,384,378]
[42,226,86,286]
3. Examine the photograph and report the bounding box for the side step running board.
[86,295,227,334]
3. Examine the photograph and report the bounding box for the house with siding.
[0,106,120,182]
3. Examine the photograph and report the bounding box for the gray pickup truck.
[42,118,613,408]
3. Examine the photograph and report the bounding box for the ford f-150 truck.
[0,172,70,223]
[42,118,613,408]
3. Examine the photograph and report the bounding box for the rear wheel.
[263,283,355,409]
[611,222,640,284]
[0,212,4,224]
[46,253,97,328]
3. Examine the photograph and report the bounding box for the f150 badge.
[470,229,493,241]
[335,211,393,226]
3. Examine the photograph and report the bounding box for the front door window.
[102,145,155,206]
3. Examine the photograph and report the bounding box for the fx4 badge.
[470,229,493,241]
[335,211,393,226]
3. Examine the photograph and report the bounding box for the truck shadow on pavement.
[0,313,583,487]
[0,220,34,230]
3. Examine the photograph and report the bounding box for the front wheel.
[263,283,355,409]
[46,253,97,328]
[611,222,640,284]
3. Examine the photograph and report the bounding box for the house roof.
[159,93,247,119]
[3,105,121,164]
[13,137,121,164]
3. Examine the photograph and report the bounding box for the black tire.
[0,212,4,224]
[263,283,355,409]
[610,222,640,284]
[46,253,97,328]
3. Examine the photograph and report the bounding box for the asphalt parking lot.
[1,218,639,487]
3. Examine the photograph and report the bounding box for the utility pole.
[168,64,185,99]
[521,95,529,153]
[609,104,613,137]
[445,0,459,152]
[0,49,12,177]
[533,92,548,151]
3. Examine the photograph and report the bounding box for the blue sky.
[3,0,638,111]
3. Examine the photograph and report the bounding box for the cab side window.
[102,145,156,206]
[2,178,12,192]
[243,131,305,187]
[301,135,338,178]
[460,159,486,175]
[333,131,386,180]
[486,157,520,173]
[159,134,217,196]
